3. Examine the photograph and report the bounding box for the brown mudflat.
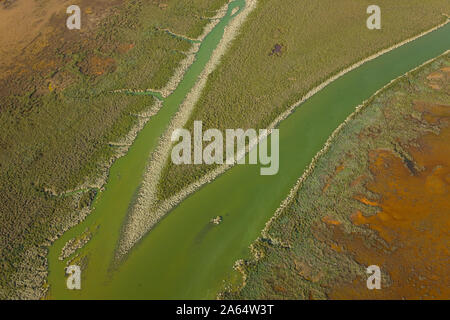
[0,0,121,96]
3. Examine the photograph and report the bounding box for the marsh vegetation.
[0,0,228,299]
[157,0,449,200]
[222,53,450,299]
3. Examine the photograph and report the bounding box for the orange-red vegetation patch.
[414,101,450,124]
[293,259,324,283]
[328,102,450,299]
[0,0,123,97]
[81,56,116,76]
[117,43,135,54]
[414,101,450,125]
[152,1,169,10]
[354,194,379,207]
[426,71,445,80]
[425,69,448,90]
[322,216,342,226]
[428,83,442,90]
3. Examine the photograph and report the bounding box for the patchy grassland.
[221,53,450,299]
[0,0,228,299]
[157,0,450,200]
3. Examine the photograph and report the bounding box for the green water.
[47,0,245,299]
[47,15,450,299]
[124,90,164,101]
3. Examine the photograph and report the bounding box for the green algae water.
[47,0,245,299]
[48,18,450,298]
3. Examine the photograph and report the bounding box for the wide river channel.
[47,1,450,299]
